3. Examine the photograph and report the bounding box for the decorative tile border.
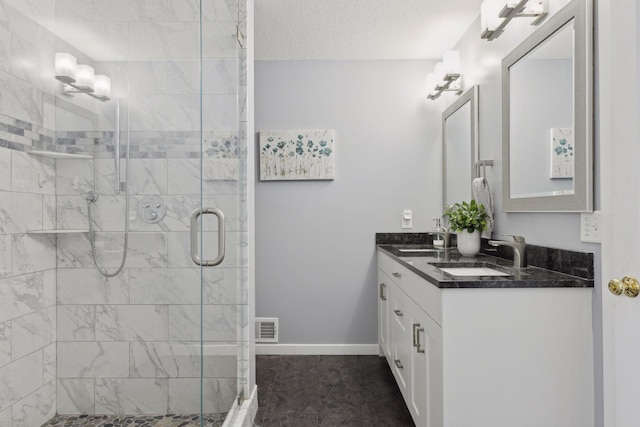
[56,130,241,159]
[0,112,242,160]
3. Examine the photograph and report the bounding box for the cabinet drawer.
[378,252,405,284]
[391,339,411,400]
[402,270,442,326]
[391,286,409,333]
[379,252,443,326]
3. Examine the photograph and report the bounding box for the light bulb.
[55,53,77,84]
[93,75,111,99]
[443,51,461,79]
[75,64,95,92]
[481,0,504,35]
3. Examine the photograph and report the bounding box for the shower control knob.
[138,195,166,224]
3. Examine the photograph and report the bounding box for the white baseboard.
[255,344,379,355]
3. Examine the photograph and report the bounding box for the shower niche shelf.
[27,229,89,234]
[28,150,92,159]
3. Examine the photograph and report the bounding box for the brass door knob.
[623,276,640,297]
[609,276,640,298]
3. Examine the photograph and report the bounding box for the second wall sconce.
[55,53,111,102]
[427,50,463,100]
[481,0,548,41]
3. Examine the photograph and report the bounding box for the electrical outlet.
[580,211,601,243]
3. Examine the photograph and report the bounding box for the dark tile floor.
[255,355,415,427]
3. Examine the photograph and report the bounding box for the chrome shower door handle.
[190,207,225,266]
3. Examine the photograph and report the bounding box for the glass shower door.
[49,0,248,425]
[197,0,250,423]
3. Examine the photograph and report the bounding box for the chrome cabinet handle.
[392,272,401,278]
[190,207,225,266]
[415,327,425,354]
[394,359,404,369]
[412,323,420,348]
[393,309,403,317]
[379,283,387,300]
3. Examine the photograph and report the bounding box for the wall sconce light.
[481,0,548,41]
[427,50,463,100]
[55,53,111,102]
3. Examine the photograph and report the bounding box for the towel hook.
[475,160,494,178]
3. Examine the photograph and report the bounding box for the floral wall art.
[550,127,574,179]
[259,129,335,181]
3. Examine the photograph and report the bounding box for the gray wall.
[255,60,441,344]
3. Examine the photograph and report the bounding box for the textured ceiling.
[255,0,484,60]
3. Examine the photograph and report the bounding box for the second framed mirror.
[443,85,478,210]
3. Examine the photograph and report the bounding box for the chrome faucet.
[429,218,451,248]
[488,235,527,268]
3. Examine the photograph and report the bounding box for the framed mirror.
[443,86,479,210]
[502,0,592,212]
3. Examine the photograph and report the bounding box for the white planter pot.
[456,230,481,257]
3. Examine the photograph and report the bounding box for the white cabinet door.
[390,284,411,400]
[408,299,443,427]
[377,269,391,360]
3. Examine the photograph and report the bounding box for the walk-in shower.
[0,0,252,426]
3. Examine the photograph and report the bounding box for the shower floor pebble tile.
[41,413,226,427]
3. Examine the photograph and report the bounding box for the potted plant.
[444,200,489,256]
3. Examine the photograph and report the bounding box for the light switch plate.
[402,209,412,229]
[580,211,601,243]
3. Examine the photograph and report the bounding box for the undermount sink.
[430,262,513,277]
[439,267,510,277]
[397,248,443,253]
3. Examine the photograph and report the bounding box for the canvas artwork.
[259,130,335,181]
[550,127,574,179]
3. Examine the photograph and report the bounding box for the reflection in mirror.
[502,0,592,212]
[443,86,478,210]
[509,20,574,198]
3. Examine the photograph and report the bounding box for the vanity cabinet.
[378,252,443,427]
[377,250,594,427]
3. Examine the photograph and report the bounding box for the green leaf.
[443,199,489,232]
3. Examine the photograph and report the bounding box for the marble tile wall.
[0,0,249,421]
[0,7,61,424]
[0,145,58,427]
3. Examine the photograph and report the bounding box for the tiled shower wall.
[0,0,60,425]
[0,146,58,426]
[0,0,249,422]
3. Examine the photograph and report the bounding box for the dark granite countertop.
[377,243,594,289]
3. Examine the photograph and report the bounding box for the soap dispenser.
[433,218,444,247]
